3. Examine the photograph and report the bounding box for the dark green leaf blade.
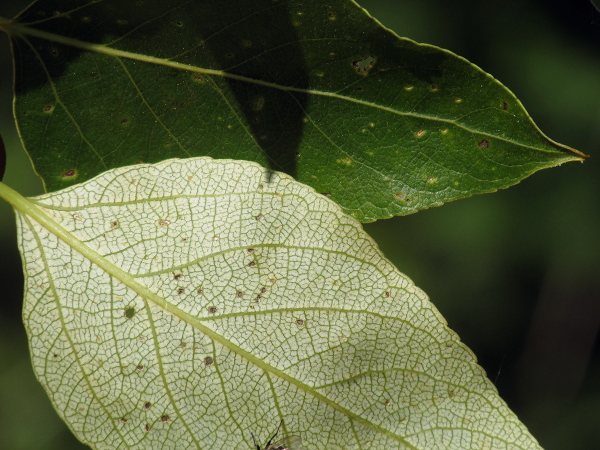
[3,0,586,221]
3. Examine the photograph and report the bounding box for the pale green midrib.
[0,181,413,448]
[1,19,580,157]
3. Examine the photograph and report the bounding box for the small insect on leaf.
[252,421,304,450]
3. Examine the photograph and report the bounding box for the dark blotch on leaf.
[144,402,152,410]
[204,356,214,366]
[160,415,170,422]
[208,306,217,314]
[61,169,77,179]
[125,307,135,319]
[478,140,490,148]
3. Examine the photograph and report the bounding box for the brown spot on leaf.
[478,140,490,148]
[61,169,77,179]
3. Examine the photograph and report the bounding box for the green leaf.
[1,0,585,222]
[5,158,540,449]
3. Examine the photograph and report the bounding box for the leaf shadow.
[12,0,307,181]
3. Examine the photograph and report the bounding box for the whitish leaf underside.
[17,158,539,449]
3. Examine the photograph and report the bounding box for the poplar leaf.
[13,158,540,449]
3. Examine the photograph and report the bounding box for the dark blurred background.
[1,1,599,448]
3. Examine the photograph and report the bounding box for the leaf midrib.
[1,18,584,158]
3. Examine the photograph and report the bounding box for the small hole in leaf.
[415,129,426,138]
[120,417,128,423]
[254,294,262,302]
[295,319,305,327]
[204,356,214,366]
[158,219,171,226]
[144,402,152,410]
[352,55,376,75]
[260,287,267,294]
[173,274,182,280]
[136,365,144,371]
[198,288,205,295]
[176,21,183,27]
[247,248,255,253]
[384,291,391,297]
[321,192,332,197]
[503,101,509,111]
[125,307,135,319]
[236,290,243,298]
[327,11,336,20]
[430,84,439,91]
[478,139,490,148]
[208,306,217,314]
[43,104,54,113]
[177,288,185,295]
[248,261,257,267]
[160,415,170,422]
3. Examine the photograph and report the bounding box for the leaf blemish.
[160,415,170,423]
[455,98,463,103]
[404,85,414,92]
[352,55,376,76]
[110,220,119,229]
[120,118,129,125]
[247,248,255,253]
[415,129,426,138]
[248,261,257,267]
[255,214,263,221]
[327,11,337,20]
[124,307,135,319]
[478,140,490,148]
[251,96,265,111]
[173,274,182,280]
[61,169,77,179]
[295,319,305,327]
[430,84,439,91]
[43,104,54,113]
[503,101,509,110]
[144,402,152,410]
[120,417,128,423]
[136,365,144,371]
[177,287,185,295]
[204,356,214,366]
[158,219,171,226]
[207,306,217,314]
[236,290,244,298]
[198,287,205,295]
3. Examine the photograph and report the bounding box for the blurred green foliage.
[1,1,598,448]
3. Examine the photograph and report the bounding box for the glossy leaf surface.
[2,0,585,221]
[10,158,539,448]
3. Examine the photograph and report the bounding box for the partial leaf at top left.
[1,0,584,221]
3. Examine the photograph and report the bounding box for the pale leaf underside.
[17,158,539,449]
